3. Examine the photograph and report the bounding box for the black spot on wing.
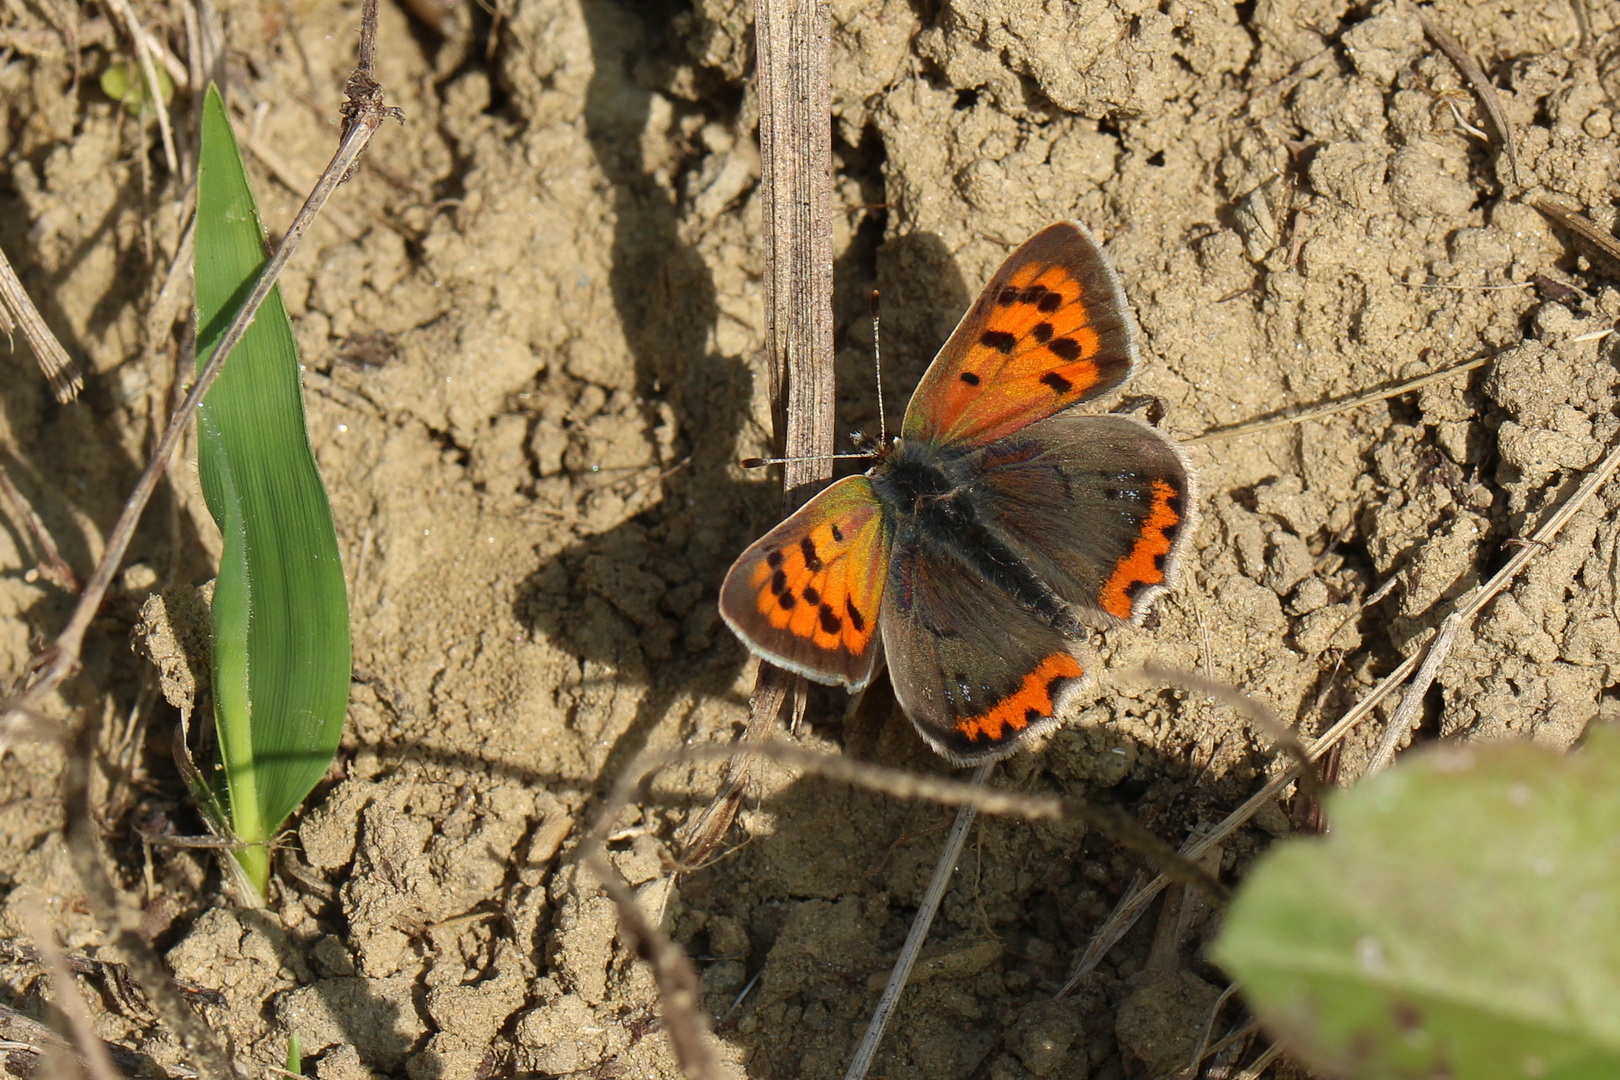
[818,604,842,634]
[1040,371,1074,394]
[1032,322,1053,343]
[800,535,823,571]
[845,599,866,632]
[959,371,981,386]
[980,330,1017,353]
[1048,337,1081,362]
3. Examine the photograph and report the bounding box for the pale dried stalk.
[104,0,181,178]
[1188,352,1491,445]
[1535,198,1620,268]
[16,88,389,709]
[593,739,1228,1077]
[1,8,399,1078]
[683,0,836,866]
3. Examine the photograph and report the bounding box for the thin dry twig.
[1135,666,1327,807]
[680,666,792,866]
[1,6,399,1077]
[1369,437,1620,770]
[15,44,396,709]
[0,462,81,591]
[0,244,83,402]
[1234,1043,1283,1079]
[1534,197,1620,269]
[20,899,123,1080]
[594,739,1231,1076]
[1187,352,1492,444]
[0,1000,155,1079]
[233,112,363,239]
[1364,610,1463,772]
[843,763,993,1080]
[1417,8,1523,189]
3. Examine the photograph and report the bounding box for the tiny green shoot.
[99,61,175,116]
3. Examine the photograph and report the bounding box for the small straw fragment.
[1417,8,1523,189]
[0,244,83,402]
[0,463,80,591]
[20,900,123,1080]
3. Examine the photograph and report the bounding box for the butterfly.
[719,221,1196,764]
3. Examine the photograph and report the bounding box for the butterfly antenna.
[739,451,876,469]
[870,289,887,444]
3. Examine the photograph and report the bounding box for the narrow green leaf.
[195,83,350,894]
[1213,728,1620,1079]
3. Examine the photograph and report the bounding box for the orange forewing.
[902,220,1138,447]
[718,475,891,689]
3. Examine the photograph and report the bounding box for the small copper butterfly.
[720,221,1196,763]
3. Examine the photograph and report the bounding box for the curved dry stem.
[588,739,1230,1077]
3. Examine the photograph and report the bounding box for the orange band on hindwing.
[1100,478,1184,620]
[953,652,1084,746]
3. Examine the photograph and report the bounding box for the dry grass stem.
[580,843,722,1080]
[595,738,1231,1077]
[0,462,81,591]
[105,0,180,179]
[0,8,399,1077]
[843,762,992,1080]
[1174,982,1245,1080]
[0,243,83,402]
[1136,666,1326,806]
[14,50,394,709]
[1417,8,1523,189]
[233,111,364,239]
[1365,610,1464,772]
[1188,353,1492,444]
[1062,430,1620,988]
[680,665,791,866]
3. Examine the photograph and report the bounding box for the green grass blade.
[195,83,350,894]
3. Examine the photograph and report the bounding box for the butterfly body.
[721,221,1196,763]
[870,437,1087,640]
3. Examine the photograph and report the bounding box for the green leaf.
[195,83,350,897]
[1213,727,1620,1079]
